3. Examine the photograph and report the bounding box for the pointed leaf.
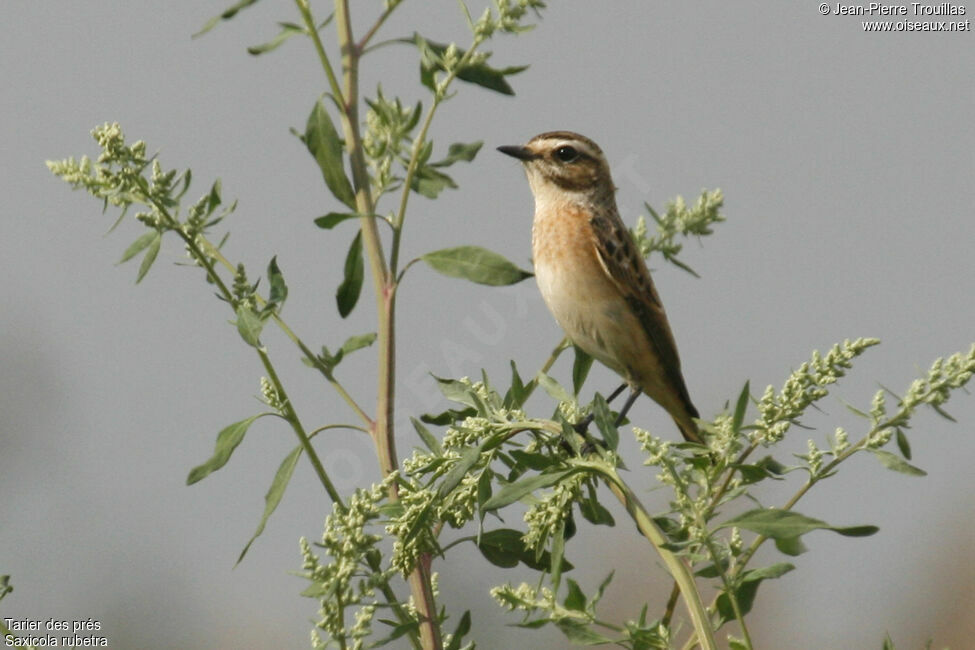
[187,414,269,484]
[236,444,302,565]
[304,99,356,209]
[476,528,573,572]
[536,372,573,405]
[266,256,288,311]
[194,0,261,37]
[733,380,750,433]
[314,212,359,229]
[247,22,304,56]
[422,246,532,286]
[720,509,879,539]
[438,446,484,497]
[336,231,363,318]
[564,578,586,612]
[444,611,472,650]
[430,141,483,167]
[592,393,619,451]
[871,449,927,477]
[571,346,594,396]
[411,417,442,453]
[235,304,264,347]
[554,620,614,645]
[716,563,795,624]
[118,230,159,264]
[482,470,575,511]
[504,360,529,408]
[339,331,377,356]
[895,428,912,460]
[410,165,457,199]
[135,231,162,283]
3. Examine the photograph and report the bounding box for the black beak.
[497,145,537,161]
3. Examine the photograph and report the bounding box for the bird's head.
[498,131,615,203]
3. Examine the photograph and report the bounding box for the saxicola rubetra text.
[498,131,702,444]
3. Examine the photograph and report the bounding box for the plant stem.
[599,467,717,650]
[303,1,442,646]
[163,205,343,503]
[192,235,373,426]
[389,34,485,278]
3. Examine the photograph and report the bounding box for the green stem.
[192,236,373,426]
[389,33,485,277]
[258,346,343,504]
[599,467,717,650]
[304,2,441,647]
[171,217,343,504]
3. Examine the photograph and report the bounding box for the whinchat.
[498,131,702,444]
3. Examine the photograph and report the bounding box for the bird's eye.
[554,146,579,162]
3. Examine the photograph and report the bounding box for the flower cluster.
[521,471,586,551]
[754,338,880,444]
[302,479,395,649]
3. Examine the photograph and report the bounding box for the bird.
[498,131,702,444]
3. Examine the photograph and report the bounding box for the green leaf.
[432,375,479,408]
[735,455,790,485]
[895,428,912,460]
[339,331,377,356]
[444,611,471,650]
[733,380,750,433]
[410,165,457,198]
[578,497,615,527]
[504,360,529,409]
[236,444,302,565]
[438,446,484,498]
[774,536,807,556]
[550,520,566,586]
[536,372,573,405]
[476,529,574,572]
[430,141,483,167]
[871,449,927,477]
[135,231,162,283]
[266,256,288,312]
[234,304,264,347]
[118,230,159,264]
[510,450,556,471]
[592,393,619,451]
[421,245,533,286]
[554,620,614,645]
[720,509,879,540]
[314,212,359,229]
[716,563,795,624]
[412,34,528,95]
[194,0,261,37]
[564,578,586,612]
[186,414,269,484]
[482,470,575,511]
[411,417,442,453]
[371,620,420,647]
[336,231,363,318]
[247,22,304,56]
[571,346,594,396]
[303,99,356,210]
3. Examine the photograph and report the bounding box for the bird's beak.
[497,145,538,161]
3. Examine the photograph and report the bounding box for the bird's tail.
[672,402,703,445]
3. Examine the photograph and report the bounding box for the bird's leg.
[572,382,629,434]
[614,388,642,427]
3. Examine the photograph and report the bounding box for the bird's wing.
[589,210,698,415]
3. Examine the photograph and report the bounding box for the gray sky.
[2,2,974,649]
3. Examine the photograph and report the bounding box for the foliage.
[38,2,975,649]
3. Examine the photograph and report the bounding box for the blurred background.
[2,2,973,648]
